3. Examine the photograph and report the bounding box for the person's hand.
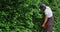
[42,23,46,28]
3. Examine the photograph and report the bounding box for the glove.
[42,23,46,28]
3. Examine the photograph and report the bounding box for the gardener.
[40,4,54,32]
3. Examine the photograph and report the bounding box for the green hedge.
[0,0,60,32]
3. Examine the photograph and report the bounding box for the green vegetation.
[0,0,60,32]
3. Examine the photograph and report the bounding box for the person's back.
[45,6,53,18]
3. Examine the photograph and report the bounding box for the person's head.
[40,4,46,11]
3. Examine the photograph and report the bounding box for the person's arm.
[42,15,48,28]
[44,15,48,24]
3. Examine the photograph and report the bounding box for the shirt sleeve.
[45,9,48,15]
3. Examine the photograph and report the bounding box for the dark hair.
[39,4,46,9]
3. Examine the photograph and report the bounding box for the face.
[41,7,46,11]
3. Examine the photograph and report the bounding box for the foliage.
[0,0,60,32]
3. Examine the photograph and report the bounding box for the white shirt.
[44,6,53,18]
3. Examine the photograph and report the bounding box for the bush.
[0,0,60,32]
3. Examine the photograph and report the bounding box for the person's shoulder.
[45,6,51,12]
[46,6,50,9]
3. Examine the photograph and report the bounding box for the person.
[40,4,54,32]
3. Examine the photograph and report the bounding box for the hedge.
[0,0,60,32]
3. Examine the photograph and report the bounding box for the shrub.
[0,0,60,32]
